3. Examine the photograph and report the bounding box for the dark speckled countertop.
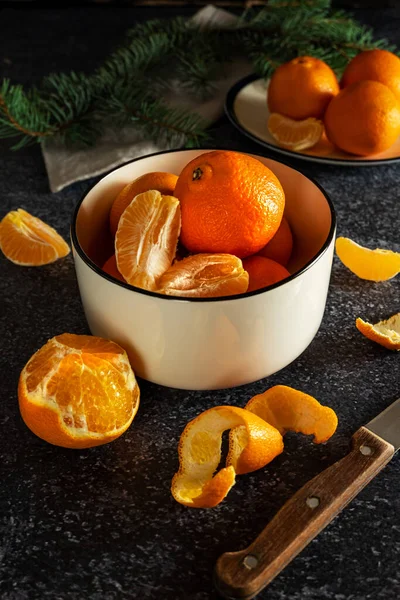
[0,4,399,600]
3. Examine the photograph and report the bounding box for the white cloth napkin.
[42,5,251,192]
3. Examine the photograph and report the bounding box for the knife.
[214,397,400,600]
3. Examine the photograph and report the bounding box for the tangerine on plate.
[115,190,181,291]
[242,256,290,292]
[267,56,339,120]
[102,254,126,283]
[356,313,400,351]
[324,81,400,156]
[267,113,323,151]
[171,405,283,508]
[0,209,70,266]
[18,334,140,449]
[174,150,285,259]
[341,49,400,103]
[109,172,178,236]
[258,216,293,266]
[335,237,400,281]
[157,253,249,298]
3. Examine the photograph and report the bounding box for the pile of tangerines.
[104,150,292,297]
[267,49,400,156]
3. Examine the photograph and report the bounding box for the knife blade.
[215,397,399,600]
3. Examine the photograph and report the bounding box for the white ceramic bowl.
[71,149,336,391]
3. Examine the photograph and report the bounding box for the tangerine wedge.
[115,190,181,291]
[18,334,140,448]
[171,406,283,508]
[268,113,323,151]
[157,253,249,298]
[244,385,338,444]
[335,237,400,281]
[0,209,70,266]
[356,313,400,351]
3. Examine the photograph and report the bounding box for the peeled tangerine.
[157,253,249,298]
[172,386,338,508]
[336,237,400,281]
[115,190,181,291]
[18,334,140,449]
[356,313,400,351]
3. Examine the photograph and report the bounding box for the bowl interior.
[75,149,333,280]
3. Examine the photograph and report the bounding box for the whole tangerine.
[243,256,290,292]
[341,49,400,103]
[268,56,339,120]
[174,151,285,259]
[324,80,400,156]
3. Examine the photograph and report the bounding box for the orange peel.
[356,313,400,351]
[171,406,283,508]
[245,385,338,444]
[335,237,400,281]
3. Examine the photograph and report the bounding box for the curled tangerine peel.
[356,313,400,351]
[245,385,338,444]
[18,334,140,449]
[171,406,283,508]
[335,237,400,281]
[0,209,70,266]
[115,190,181,291]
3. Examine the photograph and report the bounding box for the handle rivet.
[243,555,258,570]
[360,445,373,456]
[306,496,320,509]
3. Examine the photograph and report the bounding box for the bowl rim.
[70,147,337,303]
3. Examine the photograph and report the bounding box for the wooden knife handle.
[215,427,395,600]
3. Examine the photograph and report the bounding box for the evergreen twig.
[0,0,397,151]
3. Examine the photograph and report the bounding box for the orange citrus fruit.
[109,172,178,236]
[174,150,285,259]
[102,254,126,283]
[115,190,181,291]
[356,313,400,351]
[245,385,338,444]
[267,56,339,120]
[157,253,249,298]
[341,49,400,103]
[18,334,140,449]
[243,256,290,292]
[335,237,400,281]
[324,81,400,156]
[171,405,283,508]
[267,113,323,151]
[258,216,293,266]
[0,209,70,266]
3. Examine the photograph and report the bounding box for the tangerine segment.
[0,209,70,266]
[171,406,283,508]
[335,237,400,281]
[157,253,249,298]
[115,190,181,291]
[245,385,338,444]
[109,172,178,236]
[18,333,140,449]
[356,313,400,351]
[268,113,323,151]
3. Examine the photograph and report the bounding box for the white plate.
[225,75,400,166]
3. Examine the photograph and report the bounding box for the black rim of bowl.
[225,74,400,167]
[71,147,337,303]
